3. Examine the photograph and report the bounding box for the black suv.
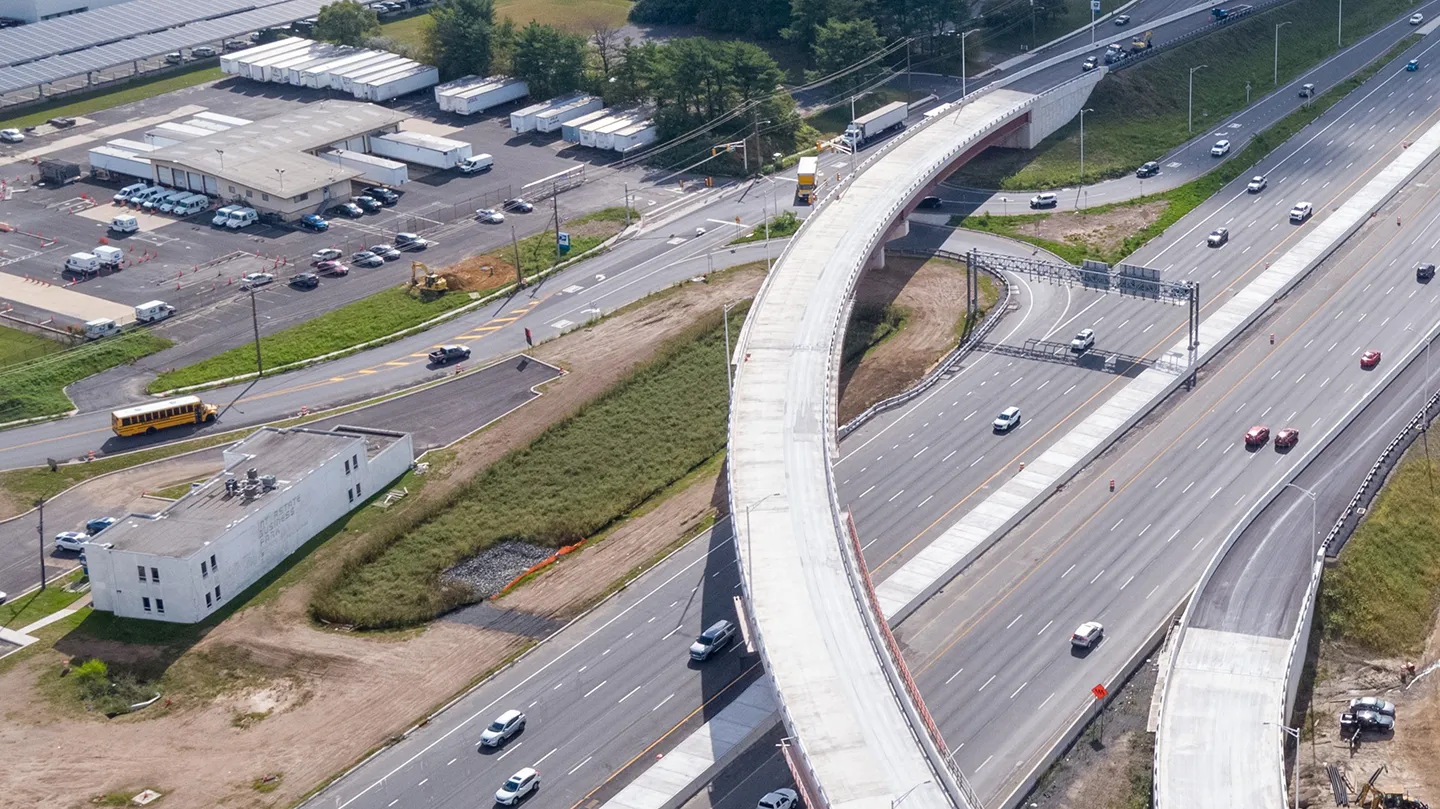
[365,187,399,205]
[289,273,320,289]
[917,196,943,209]
[1418,262,1435,281]
[1136,161,1160,178]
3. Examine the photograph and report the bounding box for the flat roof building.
[87,425,413,624]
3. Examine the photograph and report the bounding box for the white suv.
[1210,139,1231,157]
[1289,201,1313,223]
[478,709,526,748]
[758,789,799,809]
[993,406,1022,432]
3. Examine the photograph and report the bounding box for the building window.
[142,597,152,613]
[228,185,236,193]
[137,565,147,582]
[262,193,270,202]
[206,592,213,608]
[356,482,361,497]
[156,599,165,614]
[211,554,217,571]
[215,585,221,601]
[347,488,354,503]
[151,567,160,583]
[201,560,208,577]
[344,459,350,474]
[245,190,253,198]
[297,192,309,201]
[353,454,359,468]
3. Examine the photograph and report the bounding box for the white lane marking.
[1121,574,1135,590]
[1010,682,1028,700]
[943,450,957,462]
[583,680,607,698]
[918,494,934,508]
[1006,614,1024,629]
[1037,619,1054,637]
[1110,518,1124,532]
[969,454,987,468]
[619,685,642,703]
[1210,486,1223,500]
[567,756,592,775]
[1167,529,1179,543]
[498,742,524,760]
[1148,584,1160,599]
[663,625,683,640]
[1064,384,1076,395]
[1193,535,1207,550]
[447,758,457,766]
[913,446,928,459]
[553,682,564,690]
[1039,692,1055,710]
[1155,477,1167,489]
[535,748,558,766]
[652,694,674,712]
[979,674,997,692]
[888,489,905,503]
[1182,481,1195,493]
[1090,569,1105,584]
[858,485,876,498]
[964,410,977,421]
[1062,564,1076,578]
[978,755,994,772]
[946,667,965,685]
[1038,380,1049,391]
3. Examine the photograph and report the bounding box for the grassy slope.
[380,0,629,50]
[0,65,223,131]
[0,331,172,423]
[1319,440,1440,655]
[0,325,63,368]
[311,305,745,629]
[730,211,801,244]
[954,0,1422,190]
[956,35,1418,265]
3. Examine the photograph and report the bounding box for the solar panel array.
[0,0,276,67]
[0,0,333,95]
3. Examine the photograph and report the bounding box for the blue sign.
[558,232,571,255]
[1091,0,1101,11]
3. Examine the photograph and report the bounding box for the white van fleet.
[93,246,124,269]
[84,318,121,340]
[134,300,175,323]
[113,182,147,203]
[212,205,241,226]
[64,252,100,274]
[225,207,258,229]
[171,194,209,216]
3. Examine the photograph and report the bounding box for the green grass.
[955,36,1416,264]
[379,0,629,51]
[842,303,910,368]
[379,11,432,51]
[0,64,222,131]
[806,87,908,137]
[730,210,801,244]
[513,206,632,273]
[1319,439,1440,655]
[0,331,171,424]
[0,325,64,369]
[311,304,746,629]
[953,0,1423,190]
[0,570,85,629]
[982,1,1100,55]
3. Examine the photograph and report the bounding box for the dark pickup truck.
[428,345,471,364]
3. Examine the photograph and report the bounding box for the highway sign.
[1091,0,1102,11]
[1091,683,1109,700]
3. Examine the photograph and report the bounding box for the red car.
[1245,425,1270,447]
[315,260,349,276]
[1360,349,1382,369]
[1275,428,1299,449]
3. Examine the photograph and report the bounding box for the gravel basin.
[444,541,555,598]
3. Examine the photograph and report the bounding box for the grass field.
[0,65,222,131]
[953,0,1422,190]
[0,325,63,369]
[956,35,1416,264]
[0,331,171,424]
[311,305,745,629]
[1319,439,1440,655]
[731,210,801,244]
[0,570,85,629]
[843,303,909,369]
[380,0,629,50]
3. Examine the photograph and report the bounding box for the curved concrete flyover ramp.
[729,77,1103,809]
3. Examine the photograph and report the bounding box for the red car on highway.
[1275,428,1299,449]
[1361,349,1382,369]
[1245,425,1270,447]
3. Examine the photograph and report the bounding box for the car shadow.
[1070,643,1098,658]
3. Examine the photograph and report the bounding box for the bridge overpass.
[727,74,1100,809]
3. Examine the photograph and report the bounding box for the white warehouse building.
[87,425,413,624]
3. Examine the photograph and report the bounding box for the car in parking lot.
[354,195,382,212]
[241,272,275,289]
[290,273,320,289]
[495,768,539,805]
[503,198,534,213]
[1411,11,1424,24]
[329,202,364,218]
[55,531,90,552]
[1289,201,1313,222]
[1361,349,1382,369]
[1114,14,1131,24]
[690,619,737,661]
[1206,227,1229,247]
[1211,139,1231,157]
[1070,328,1095,352]
[1247,175,1268,193]
[48,116,75,129]
[351,251,385,268]
[1244,425,1270,447]
[429,344,471,364]
[315,260,349,276]
[993,406,1022,432]
[370,244,401,260]
[394,232,427,249]
[165,51,184,64]
[758,788,799,809]
[224,38,249,50]
[312,248,343,263]
[1344,710,1395,732]
[1071,621,1104,648]
[1349,697,1396,717]
[1418,262,1435,281]
[479,709,526,748]
[1030,192,1058,209]
[1275,427,1299,449]
[477,208,505,224]
[0,128,24,143]
[192,45,217,58]
[365,186,399,205]
[1082,55,1099,71]
[1136,161,1159,178]
[297,213,329,232]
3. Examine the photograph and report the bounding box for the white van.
[225,207,258,229]
[64,252,100,274]
[93,245,124,268]
[122,184,157,205]
[147,190,186,212]
[171,194,209,217]
[212,205,241,226]
[113,182,147,203]
[110,214,139,233]
[85,318,120,340]
[134,300,176,323]
[130,186,166,207]
[457,154,493,174]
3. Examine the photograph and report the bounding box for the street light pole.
[1338,0,1343,47]
[1079,107,1095,188]
[1189,64,1209,134]
[961,29,980,97]
[893,780,934,809]
[1274,21,1291,86]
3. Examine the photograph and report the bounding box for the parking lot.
[0,76,698,363]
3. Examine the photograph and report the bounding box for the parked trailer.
[842,100,908,149]
[449,77,529,115]
[354,64,438,101]
[299,51,375,88]
[321,53,400,89]
[368,132,473,170]
[534,94,604,134]
[108,138,155,154]
[320,150,409,186]
[340,56,413,92]
[264,45,332,82]
[88,146,154,180]
[578,114,627,148]
[279,46,353,84]
[220,36,305,75]
[592,115,640,150]
[561,109,609,143]
[238,39,314,80]
[611,120,657,152]
[509,99,556,132]
[191,111,251,127]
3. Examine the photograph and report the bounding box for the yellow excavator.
[1353,765,1429,809]
[410,261,448,299]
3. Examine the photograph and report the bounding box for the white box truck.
[369,132,472,169]
[135,300,176,323]
[65,252,100,275]
[449,77,529,115]
[842,101,908,149]
[535,94,604,133]
[320,149,409,186]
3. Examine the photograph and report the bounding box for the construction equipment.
[1352,766,1429,809]
[1130,30,1152,52]
[410,260,448,299]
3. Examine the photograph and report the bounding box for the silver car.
[1348,697,1396,717]
[690,620,736,661]
[479,709,526,748]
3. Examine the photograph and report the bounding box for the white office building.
[88,425,413,624]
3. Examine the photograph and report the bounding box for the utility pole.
[36,497,46,591]
[1338,0,1343,47]
[552,181,561,261]
[1274,21,1291,86]
[1079,107,1094,188]
[249,289,263,378]
[623,183,630,228]
[511,225,523,289]
[1188,64,1208,134]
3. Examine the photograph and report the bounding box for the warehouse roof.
[98,426,404,558]
[146,101,407,197]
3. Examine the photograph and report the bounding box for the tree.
[604,38,658,106]
[314,0,380,46]
[628,0,700,24]
[696,0,790,39]
[510,22,588,99]
[588,19,622,79]
[426,0,497,81]
[809,18,885,93]
[784,0,864,52]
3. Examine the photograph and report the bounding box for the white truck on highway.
[842,101,908,150]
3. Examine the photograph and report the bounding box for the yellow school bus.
[111,395,218,437]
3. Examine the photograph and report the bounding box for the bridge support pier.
[867,217,911,270]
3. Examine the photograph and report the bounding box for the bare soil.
[1014,201,1169,257]
[442,254,520,294]
[838,255,970,424]
[0,264,769,809]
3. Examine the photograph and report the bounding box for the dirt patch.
[1012,201,1169,258]
[837,255,970,424]
[442,254,520,294]
[0,263,769,809]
